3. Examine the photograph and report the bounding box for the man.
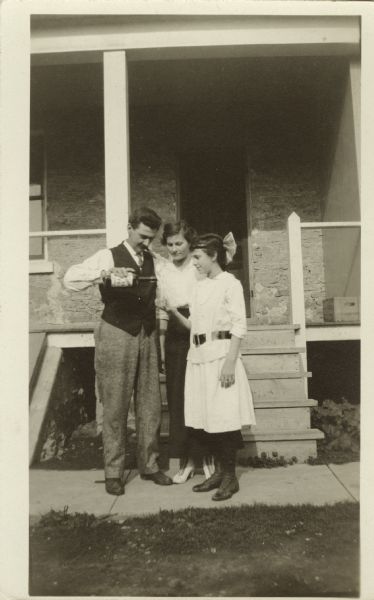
[64,206,172,495]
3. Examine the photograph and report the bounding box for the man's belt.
[192,330,232,347]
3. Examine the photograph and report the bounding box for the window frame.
[29,130,53,273]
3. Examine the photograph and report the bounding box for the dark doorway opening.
[179,148,251,314]
[307,340,360,405]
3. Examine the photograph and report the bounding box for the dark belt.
[193,330,231,347]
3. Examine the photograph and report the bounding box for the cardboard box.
[323,297,360,323]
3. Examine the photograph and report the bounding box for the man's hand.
[101,267,136,287]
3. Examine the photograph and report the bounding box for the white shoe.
[203,456,215,480]
[173,464,194,484]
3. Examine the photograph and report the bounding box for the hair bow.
[223,232,237,264]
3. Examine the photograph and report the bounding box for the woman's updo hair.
[191,234,227,270]
[161,220,197,247]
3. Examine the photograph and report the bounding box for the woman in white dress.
[157,221,214,483]
[168,233,256,500]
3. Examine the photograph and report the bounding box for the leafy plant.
[311,398,360,455]
[238,451,298,469]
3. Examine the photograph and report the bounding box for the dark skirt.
[188,429,244,462]
[164,307,190,458]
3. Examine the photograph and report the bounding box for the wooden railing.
[29,229,106,237]
[287,212,361,385]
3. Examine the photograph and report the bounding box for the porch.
[26,15,361,463]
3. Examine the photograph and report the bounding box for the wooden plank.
[241,346,306,354]
[287,212,307,391]
[301,221,360,229]
[242,428,325,441]
[246,371,312,380]
[248,378,307,401]
[254,398,317,408]
[29,347,62,466]
[29,229,106,237]
[29,332,47,390]
[242,354,300,372]
[30,322,97,333]
[246,322,300,330]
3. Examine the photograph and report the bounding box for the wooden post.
[103,51,130,247]
[287,212,308,391]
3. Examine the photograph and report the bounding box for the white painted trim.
[306,325,360,342]
[29,260,54,274]
[287,212,307,391]
[29,229,106,237]
[45,327,360,348]
[104,51,130,247]
[47,332,95,348]
[301,221,361,228]
[25,1,367,16]
[29,346,62,465]
[30,15,360,55]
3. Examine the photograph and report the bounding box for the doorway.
[178,148,251,315]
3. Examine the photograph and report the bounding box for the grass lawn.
[30,502,359,597]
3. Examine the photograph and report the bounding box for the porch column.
[103,51,130,247]
[349,59,360,201]
[0,2,30,596]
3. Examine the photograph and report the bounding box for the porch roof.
[30,15,360,59]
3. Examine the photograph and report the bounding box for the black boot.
[192,470,223,492]
[211,442,239,501]
[212,472,239,501]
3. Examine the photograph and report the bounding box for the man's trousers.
[94,319,161,478]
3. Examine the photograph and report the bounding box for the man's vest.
[99,243,157,336]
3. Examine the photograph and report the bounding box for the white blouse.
[155,258,201,321]
[187,271,247,364]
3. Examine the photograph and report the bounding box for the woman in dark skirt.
[157,221,214,483]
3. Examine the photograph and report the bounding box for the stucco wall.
[29,107,325,328]
[250,162,324,324]
[30,110,177,328]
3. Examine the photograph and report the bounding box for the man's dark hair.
[161,220,197,246]
[129,206,162,231]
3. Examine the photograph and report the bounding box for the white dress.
[184,271,256,433]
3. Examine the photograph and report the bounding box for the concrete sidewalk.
[29,460,359,523]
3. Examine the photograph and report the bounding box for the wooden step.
[241,346,305,355]
[242,428,324,442]
[241,428,324,460]
[246,322,300,330]
[242,353,301,373]
[246,371,311,380]
[251,406,313,431]
[248,378,308,401]
[254,398,317,408]
[243,330,296,348]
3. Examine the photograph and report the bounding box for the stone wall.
[250,163,325,324]
[29,106,326,328]
[29,109,177,328]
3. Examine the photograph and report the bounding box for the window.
[29,131,45,259]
